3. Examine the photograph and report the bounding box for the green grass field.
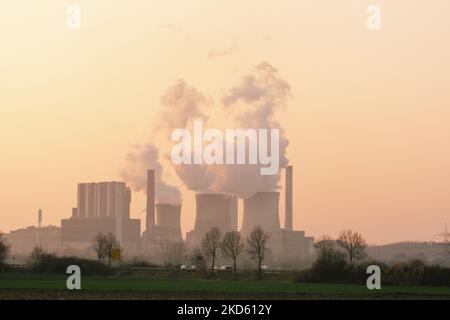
[1,274,450,299]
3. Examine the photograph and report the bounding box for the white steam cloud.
[120,144,182,205]
[173,62,291,199]
[121,80,208,204]
[160,79,208,130]
[121,62,290,201]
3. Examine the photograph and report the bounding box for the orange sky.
[1,0,449,244]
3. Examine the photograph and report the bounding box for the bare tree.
[221,231,244,280]
[189,247,208,276]
[0,232,11,267]
[336,230,367,264]
[92,233,108,263]
[104,233,120,266]
[246,226,271,279]
[27,246,46,269]
[92,233,120,266]
[201,227,222,275]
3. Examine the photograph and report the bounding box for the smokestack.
[285,165,293,231]
[146,169,155,232]
[38,209,42,227]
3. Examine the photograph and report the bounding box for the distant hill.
[367,242,448,264]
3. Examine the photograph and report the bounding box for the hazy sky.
[1,0,449,244]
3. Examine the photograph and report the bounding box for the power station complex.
[182,166,314,259]
[61,182,141,247]
[6,166,314,262]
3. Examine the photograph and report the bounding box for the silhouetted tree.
[104,233,120,266]
[337,230,367,264]
[92,233,120,266]
[27,246,46,269]
[201,227,222,275]
[0,232,11,267]
[189,247,208,277]
[92,233,108,263]
[221,231,244,280]
[246,226,271,279]
[314,235,336,258]
[297,248,348,283]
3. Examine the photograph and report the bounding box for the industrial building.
[61,181,140,246]
[152,204,183,243]
[5,225,62,255]
[240,166,314,259]
[184,165,314,260]
[6,165,312,263]
[186,193,238,245]
[143,170,184,247]
[4,209,62,255]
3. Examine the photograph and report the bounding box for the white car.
[220,265,233,272]
[180,264,196,270]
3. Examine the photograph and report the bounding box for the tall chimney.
[146,169,155,232]
[285,165,293,231]
[38,209,42,228]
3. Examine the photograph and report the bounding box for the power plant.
[6,165,313,263]
[236,166,314,259]
[143,165,312,259]
[144,169,184,251]
[61,181,140,248]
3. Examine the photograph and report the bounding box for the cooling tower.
[230,195,238,231]
[285,166,293,231]
[155,204,182,242]
[241,192,281,237]
[193,193,234,236]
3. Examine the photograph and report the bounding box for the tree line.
[297,230,450,287]
[190,226,271,280]
[88,226,273,280]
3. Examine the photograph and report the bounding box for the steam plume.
[172,62,291,198]
[120,144,182,205]
[160,79,208,131]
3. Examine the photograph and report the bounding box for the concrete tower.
[186,193,235,245]
[230,195,238,231]
[155,204,182,242]
[194,193,233,234]
[38,209,42,228]
[240,192,281,237]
